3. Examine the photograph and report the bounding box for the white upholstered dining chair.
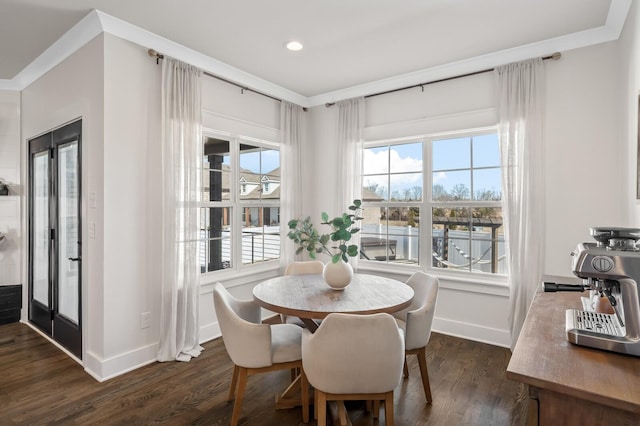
[392,271,439,403]
[284,260,324,276]
[282,260,324,326]
[302,312,405,426]
[213,283,309,425]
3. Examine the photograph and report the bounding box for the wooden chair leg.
[337,401,348,425]
[314,389,318,420]
[403,357,409,378]
[416,347,433,403]
[373,400,380,419]
[366,400,372,412]
[230,367,248,426]
[317,390,327,426]
[300,367,309,423]
[228,365,239,401]
[384,391,395,426]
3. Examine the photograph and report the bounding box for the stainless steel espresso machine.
[543,227,640,356]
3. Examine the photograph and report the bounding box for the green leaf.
[353,199,362,207]
[350,228,360,234]
[331,254,341,263]
[336,229,350,241]
[321,212,329,222]
[295,247,303,255]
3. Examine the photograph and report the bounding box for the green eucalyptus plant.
[287,199,363,263]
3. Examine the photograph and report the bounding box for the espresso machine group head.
[544,227,640,356]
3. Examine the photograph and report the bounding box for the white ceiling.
[0,0,631,106]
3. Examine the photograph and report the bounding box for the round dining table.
[252,273,414,332]
[253,272,413,421]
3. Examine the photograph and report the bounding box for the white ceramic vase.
[322,260,353,290]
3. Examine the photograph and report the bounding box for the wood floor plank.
[0,322,528,425]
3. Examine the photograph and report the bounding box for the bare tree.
[451,184,470,200]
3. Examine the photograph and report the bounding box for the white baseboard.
[433,317,511,348]
[87,321,222,381]
[84,342,159,382]
[199,320,221,344]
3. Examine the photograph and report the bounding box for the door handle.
[68,257,81,262]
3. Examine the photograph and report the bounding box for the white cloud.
[363,148,389,174]
[389,149,422,173]
[363,147,422,175]
[433,171,447,183]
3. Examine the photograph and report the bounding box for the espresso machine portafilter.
[543,227,640,356]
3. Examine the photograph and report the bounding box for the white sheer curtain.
[157,57,204,362]
[495,58,545,350]
[279,101,305,267]
[336,97,365,268]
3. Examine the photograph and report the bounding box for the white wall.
[619,0,640,225]
[0,90,21,287]
[544,43,628,275]
[100,34,162,378]
[21,35,106,373]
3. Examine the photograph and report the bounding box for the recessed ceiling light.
[285,40,303,51]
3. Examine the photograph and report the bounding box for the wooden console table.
[507,290,640,425]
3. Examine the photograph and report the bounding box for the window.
[200,134,280,273]
[361,129,505,275]
[361,142,422,264]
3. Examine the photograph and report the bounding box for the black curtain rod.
[324,52,562,107]
[148,49,308,111]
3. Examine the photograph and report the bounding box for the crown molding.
[0,10,103,91]
[308,0,631,107]
[0,0,631,108]
[94,11,308,107]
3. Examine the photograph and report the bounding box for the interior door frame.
[28,119,83,359]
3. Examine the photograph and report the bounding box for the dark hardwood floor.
[0,322,528,425]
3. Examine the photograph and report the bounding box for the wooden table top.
[507,290,640,413]
[252,273,414,320]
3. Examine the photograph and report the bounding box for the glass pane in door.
[33,151,50,306]
[57,141,79,324]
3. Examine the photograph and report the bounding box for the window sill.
[199,262,281,293]
[357,261,509,297]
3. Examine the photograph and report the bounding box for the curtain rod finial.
[551,52,561,60]
[147,48,158,57]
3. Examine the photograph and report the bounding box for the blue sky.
[363,134,502,199]
[237,148,280,174]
